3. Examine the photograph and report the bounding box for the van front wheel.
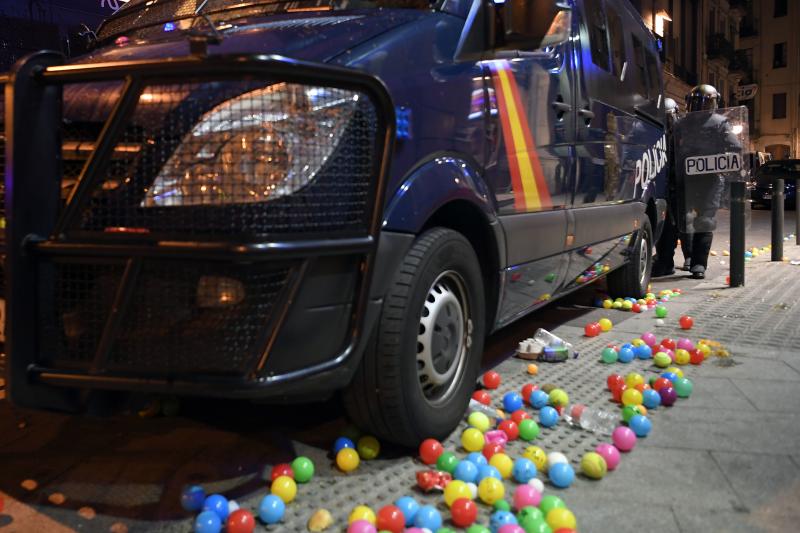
[608,219,653,299]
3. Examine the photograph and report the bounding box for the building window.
[773,92,787,119]
[585,0,610,71]
[773,42,787,68]
[607,6,626,77]
[631,35,649,99]
[775,0,788,18]
[709,8,716,34]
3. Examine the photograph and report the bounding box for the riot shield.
[674,106,749,234]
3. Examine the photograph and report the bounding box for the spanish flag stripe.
[490,66,527,211]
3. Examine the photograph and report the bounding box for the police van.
[1,0,667,445]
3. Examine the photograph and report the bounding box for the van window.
[606,6,626,77]
[584,0,610,71]
[631,35,649,99]
[645,49,661,100]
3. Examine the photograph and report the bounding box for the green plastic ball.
[518,419,541,441]
[538,494,565,515]
[466,526,491,533]
[291,456,314,483]
[517,506,544,523]
[621,405,642,423]
[655,305,668,318]
[601,347,618,364]
[674,377,694,398]
[468,411,491,433]
[435,528,457,533]
[494,499,511,512]
[519,516,553,533]
[654,352,672,368]
[548,389,569,407]
[436,451,459,474]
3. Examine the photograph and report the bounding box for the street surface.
[1,208,799,532]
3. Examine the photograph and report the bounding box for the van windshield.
[99,0,442,41]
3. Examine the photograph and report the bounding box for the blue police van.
[1,0,667,445]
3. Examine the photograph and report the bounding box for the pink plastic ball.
[661,348,675,361]
[612,426,637,452]
[676,338,695,351]
[404,530,425,533]
[595,443,621,470]
[513,484,542,511]
[498,526,526,533]
[347,520,377,533]
[641,332,657,347]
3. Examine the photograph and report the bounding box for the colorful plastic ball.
[495,499,512,512]
[580,451,607,480]
[473,390,492,405]
[498,420,520,441]
[548,389,569,407]
[642,388,661,409]
[466,451,489,467]
[348,506,376,525]
[622,300,633,310]
[394,496,419,526]
[498,525,525,533]
[467,482,479,499]
[655,305,667,318]
[631,338,645,347]
[548,462,575,488]
[674,377,694,398]
[478,477,506,505]
[483,443,504,461]
[225,509,255,533]
[659,386,678,406]
[269,463,293,482]
[635,344,653,359]
[628,414,652,437]
[337,448,360,473]
[618,347,635,363]
[419,438,443,465]
[641,332,657,346]
[595,443,620,470]
[203,494,229,522]
[451,498,478,528]
[462,428,486,452]
[468,411,492,433]
[653,352,671,368]
[490,510,518,532]
[697,343,712,358]
[621,388,643,407]
[522,446,547,471]
[585,322,602,337]
[347,520,377,533]
[539,495,566,516]
[529,390,549,409]
[612,426,637,452]
[677,338,695,351]
[512,457,537,484]
[483,371,502,389]
[512,409,532,424]
[455,459,480,483]
[503,392,524,413]
[666,366,684,378]
[598,318,613,332]
[489,453,514,479]
[181,485,205,512]
[436,451,459,474]
[357,436,380,460]
[478,464,502,482]
[546,452,568,467]
[334,437,355,455]
[621,405,641,423]
[661,372,679,383]
[444,480,473,507]
[679,315,694,329]
[631,303,642,313]
[521,383,537,403]
[518,419,540,442]
[258,494,285,525]
[546,508,576,531]
[291,456,314,483]
[413,505,440,530]
[372,505,404,533]
[271,476,297,504]
[653,377,672,391]
[624,372,644,388]
[466,526,491,533]
[607,373,624,390]
[611,383,628,403]
[512,484,542,511]
[674,349,690,365]
[539,406,559,427]
[602,299,613,309]
[195,510,222,533]
[689,349,704,365]
[601,347,618,364]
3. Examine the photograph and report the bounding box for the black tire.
[607,218,653,299]
[343,227,486,447]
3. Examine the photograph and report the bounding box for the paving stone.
[681,376,757,411]
[565,499,679,533]
[729,378,800,412]
[711,451,800,514]
[673,507,800,533]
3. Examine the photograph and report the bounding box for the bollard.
[772,178,784,261]
[730,181,745,287]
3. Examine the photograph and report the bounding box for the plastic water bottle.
[468,399,503,420]
[562,404,620,435]
[530,328,578,361]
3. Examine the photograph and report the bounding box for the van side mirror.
[493,0,571,51]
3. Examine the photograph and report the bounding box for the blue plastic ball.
[629,414,652,437]
[181,485,205,512]
[454,460,479,483]
[466,452,488,467]
[642,388,661,409]
[635,344,653,359]
[539,406,559,428]
[394,496,419,526]
[618,347,635,363]
[413,505,442,531]
[529,390,549,409]
[548,462,575,488]
[661,372,678,382]
[490,510,518,532]
[258,494,285,524]
[478,464,502,482]
[333,437,355,454]
[202,494,229,522]
[620,343,634,351]
[512,457,537,483]
[194,510,222,533]
[503,392,524,412]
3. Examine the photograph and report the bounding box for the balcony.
[729,50,751,75]
[707,33,735,65]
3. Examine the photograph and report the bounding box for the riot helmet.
[685,85,720,112]
[664,97,678,116]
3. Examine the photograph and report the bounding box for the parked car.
[1,0,667,445]
[750,159,800,209]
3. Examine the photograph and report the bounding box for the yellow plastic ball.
[478,477,505,505]
[674,349,690,365]
[666,366,685,378]
[697,343,712,359]
[612,301,623,309]
[548,388,569,407]
[348,505,376,525]
[357,435,380,460]
[598,318,613,332]
[489,452,514,478]
[271,475,297,504]
[444,480,472,507]
[461,428,486,452]
[631,338,645,347]
[336,448,360,473]
[522,446,548,471]
[622,301,633,310]
[580,452,608,480]
[625,372,644,389]
[547,508,577,530]
[621,388,643,407]
[468,412,491,433]
[602,299,613,309]
[638,405,648,416]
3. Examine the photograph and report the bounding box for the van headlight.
[142,83,359,207]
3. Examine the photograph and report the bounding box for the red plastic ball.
[483,442,504,460]
[483,371,502,389]
[451,497,478,527]
[611,383,628,403]
[679,315,694,329]
[584,322,601,337]
[376,505,405,533]
[653,377,672,391]
[511,409,531,424]
[419,438,444,465]
[631,303,641,313]
[227,509,256,533]
[554,530,577,533]
[270,463,294,481]
[498,419,519,440]
[661,338,676,350]
[689,349,704,365]
[607,373,624,391]
[472,390,491,405]
[521,383,537,402]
